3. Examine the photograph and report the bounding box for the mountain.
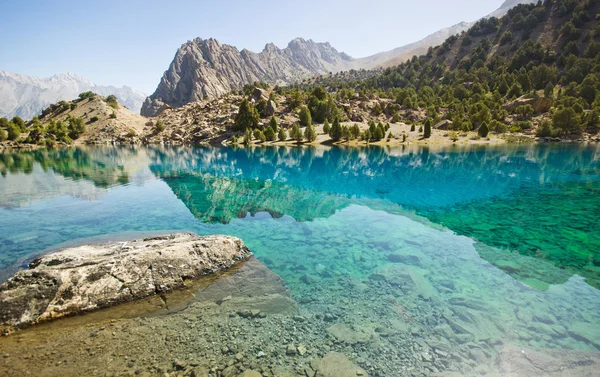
[0,71,146,120]
[140,38,354,116]
[358,0,537,69]
[142,1,537,116]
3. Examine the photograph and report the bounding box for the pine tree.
[278,128,287,141]
[264,126,276,141]
[329,117,343,141]
[424,119,432,138]
[235,99,260,131]
[304,124,317,142]
[291,124,303,143]
[478,122,489,137]
[253,129,266,142]
[269,116,279,133]
[299,106,312,127]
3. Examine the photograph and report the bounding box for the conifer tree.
[329,117,343,141]
[304,124,317,142]
[291,124,303,142]
[278,127,287,141]
[424,119,432,138]
[235,99,260,131]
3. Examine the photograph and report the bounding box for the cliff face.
[141,38,353,116]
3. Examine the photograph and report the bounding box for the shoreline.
[2,133,599,152]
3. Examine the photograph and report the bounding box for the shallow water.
[1,144,600,376]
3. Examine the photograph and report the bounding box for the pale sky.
[0,0,507,93]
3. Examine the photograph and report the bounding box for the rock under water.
[0,233,251,330]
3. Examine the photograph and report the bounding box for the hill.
[0,71,147,120]
[0,92,148,148]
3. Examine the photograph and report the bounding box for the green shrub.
[154,120,165,133]
[11,116,25,132]
[67,116,86,139]
[6,122,20,141]
[106,95,119,109]
[323,118,331,134]
[79,91,95,100]
[253,129,266,142]
[536,120,555,137]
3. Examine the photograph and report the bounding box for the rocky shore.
[0,233,251,331]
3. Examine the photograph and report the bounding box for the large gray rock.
[0,233,251,330]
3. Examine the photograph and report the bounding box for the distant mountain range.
[142,0,536,116]
[0,71,146,120]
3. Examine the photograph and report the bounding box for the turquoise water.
[1,145,600,374]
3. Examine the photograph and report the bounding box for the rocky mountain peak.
[141,37,355,117]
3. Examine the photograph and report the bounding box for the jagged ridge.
[141,37,353,116]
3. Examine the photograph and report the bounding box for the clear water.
[1,144,600,375]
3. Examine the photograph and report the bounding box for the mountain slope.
[0,71,146,120]
[140,37,354,116]
[362,0,537,69]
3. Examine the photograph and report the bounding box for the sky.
[0,0,506,94]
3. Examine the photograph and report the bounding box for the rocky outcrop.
[503,95,553,114]
[141,37,353,116]
[0,233,251,330]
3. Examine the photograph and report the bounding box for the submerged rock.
[494,345,600,376]
[311,352,369,377]
[0,233,251,330]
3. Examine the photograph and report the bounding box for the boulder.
[434,120,453,130]
[264,100,277,116]
[503,95,553,113]
[252,87,269,102]
[0,233,251,330]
